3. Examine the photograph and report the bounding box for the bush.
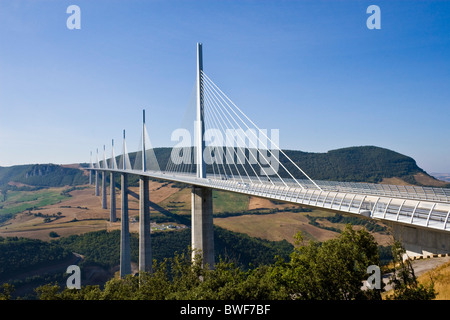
[0,237,71,276]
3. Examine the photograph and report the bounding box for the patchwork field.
[0,187,70,216]
[0,186,109,240]
[0,180,393,247]
[215,210,336,244]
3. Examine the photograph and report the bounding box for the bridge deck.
[89,168,450,233]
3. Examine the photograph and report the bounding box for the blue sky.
[0,0,449,174]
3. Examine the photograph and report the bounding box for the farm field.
[0,187,70,216]
[0,180,393,247]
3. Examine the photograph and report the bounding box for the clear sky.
[0,0,449,174]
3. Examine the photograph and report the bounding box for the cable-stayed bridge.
[87,43,450,277]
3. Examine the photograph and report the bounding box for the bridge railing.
[245,176,450,203]
[88,166,450,232]
[201,175,450,232]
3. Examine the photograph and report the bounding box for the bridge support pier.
[139,176,152,273]
[120,173,131,278]
[390,223,450,259]
[102,171,107,209]
[191,186,214,268]
[110,172,116,222]
[95,171,99,196]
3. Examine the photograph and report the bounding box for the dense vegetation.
[0,226,435,300]
[282,146,426,183]
[0,237,72,280]
[31,226,435,300]
[306,213,387,234]
[0,227,292,299]
[55,227,293,271]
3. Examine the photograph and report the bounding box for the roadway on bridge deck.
[88,168,450,233]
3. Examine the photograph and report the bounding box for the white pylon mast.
[196,43,206,179]
[122,130,126,170]
[142,109,146,172]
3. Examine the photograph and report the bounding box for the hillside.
[0,164,88,189]
[431,172,450,183]
[121,145,446,186]
[284,146,428,184]
[1,146,445,189]
[0,227,293,299]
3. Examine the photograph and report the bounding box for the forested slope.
[1,145,443,189]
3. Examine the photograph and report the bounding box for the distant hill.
[282,146,431,184]
[121,146,445,186]
[0,164,88,189]
[1,146,447,189]
[430,172,450,183]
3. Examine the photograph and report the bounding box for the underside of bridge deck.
[390,223,450,259]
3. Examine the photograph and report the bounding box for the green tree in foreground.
[0,284,14,300]
[272,224,382,300]
[33,225,434,300]
[385,241,436,300]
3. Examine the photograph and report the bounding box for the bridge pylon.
[139,110,152,273]
[120,130,131,278]
[102,145,107,209]
[192,43,215,268]
[89,151,93,185]
[95,148,100,196]
[110,140,116,222]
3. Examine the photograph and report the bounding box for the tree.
[49,231,60,238]
[33,225,390,300]
[385,241,435,300]
[35,283,102,300]
[34,283,61,300]
[274,224,382,300]
[0,284,14,300]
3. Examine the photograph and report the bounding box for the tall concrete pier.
[191,43,215,268]
[120,172,131,277]
[95,170,99,196]
[110,172,116,222]
[191,186,214,267]
[102,170,107,209]
[102,146,107,209]
[139,175,151,273]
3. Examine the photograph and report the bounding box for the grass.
[157,188,250,216]
[0,188,70,216]
[158,188,191,216]
[214,209,340,244]
[212,190,249,214]
[417,260,450,300]
[0,181,392,247]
